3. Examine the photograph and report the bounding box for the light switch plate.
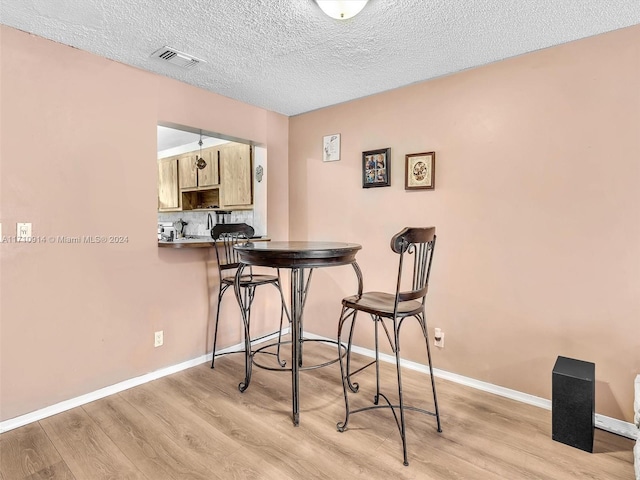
[17,222,32,239]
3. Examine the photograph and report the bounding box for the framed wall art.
[405,151,435,190]
[362,148,391,188]
[323,133,341,162]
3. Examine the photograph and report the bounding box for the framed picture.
[323,133,341,162]
[362,148,391,188]
[405,152,435,190]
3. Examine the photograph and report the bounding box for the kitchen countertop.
[158,235,269,249]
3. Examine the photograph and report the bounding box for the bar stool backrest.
[390,226,436,304]
[211,223,255,276]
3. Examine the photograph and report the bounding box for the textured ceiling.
[2,0,640,116]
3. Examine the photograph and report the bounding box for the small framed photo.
[362,148,391,188]
[323,133,341,162]
[405,152,435,190]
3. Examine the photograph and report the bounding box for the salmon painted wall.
[289,25,640,422]
[0,26,289,421]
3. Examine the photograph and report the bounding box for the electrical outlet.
[17,222,32,239]
[154,330,164,347]
[434,328,444,348]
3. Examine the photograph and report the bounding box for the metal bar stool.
[210,223,289,384]
[336,226,442,466]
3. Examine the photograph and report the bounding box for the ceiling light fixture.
[315,0,369,20]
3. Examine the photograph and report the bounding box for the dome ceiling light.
[315,1,369,20]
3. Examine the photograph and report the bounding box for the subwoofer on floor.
[552,355,595,453]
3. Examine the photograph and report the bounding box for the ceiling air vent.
[150,46,205,69]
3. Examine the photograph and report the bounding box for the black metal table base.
[251,338,347,372]
[235,262,362,426]
[235,266,316,425]
[232,241,362,426]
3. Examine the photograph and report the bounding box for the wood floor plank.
[39,409,146,480]
[83,394,224,480]
[160,367,339,479]
[0,423,75,480]
[119,380,297,479]
[23,462,76,480]
[211,445,298,480]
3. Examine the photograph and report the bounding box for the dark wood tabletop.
[234,241,362,269]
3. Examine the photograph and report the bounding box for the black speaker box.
[552,356,595,453]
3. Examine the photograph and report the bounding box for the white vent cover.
[150,46,205,69]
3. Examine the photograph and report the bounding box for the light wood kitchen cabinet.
[178,148,219,189]
[178,152,197,189]
[197,147,219,187]
[220,143,252,207]
[157,156,180,211]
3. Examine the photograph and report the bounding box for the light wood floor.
[1,342,635,479]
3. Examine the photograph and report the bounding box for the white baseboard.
[2,329,637,441]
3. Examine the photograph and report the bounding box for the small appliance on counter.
[158,222,176,241]
[173,218,188,238]
[215,211,232,224]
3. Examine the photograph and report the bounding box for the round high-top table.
[233,241,362,426]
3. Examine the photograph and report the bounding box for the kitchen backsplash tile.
[158,210,255,237]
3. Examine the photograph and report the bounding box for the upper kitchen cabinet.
[178,152,197,189]
[220,143,253,207]
[197,147,219,187]
[158,156,180,211]
[178,147,219,190]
